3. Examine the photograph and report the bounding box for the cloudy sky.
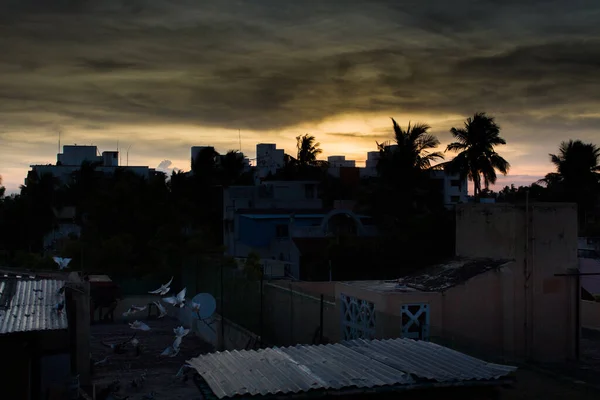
[1,0,599,193]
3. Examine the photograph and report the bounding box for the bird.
[153,301,167,318]
[32,288,43,293]
[94,356,109,366]
[122,305,146,317]
[102,333,136,354]
[189,301,201,314]
[148,277,173,296]
[160,344,180,358]
[56,285,66,296]
[174,363,193,381]
[52,256,72,270]
[173,326,190,349]
[54,300,65,314]
[129,320,151,331]
[162,287,186,308]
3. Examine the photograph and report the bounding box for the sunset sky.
[1,0,599,193]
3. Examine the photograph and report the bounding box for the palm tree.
[219,150,246,186]
[445,112,510,199]
[538,140,600,226]
[0,175,5,199]
[296,134,323,166]
[376,119,444,182]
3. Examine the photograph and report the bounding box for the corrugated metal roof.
[0,279,68,335]
[187,338,517,399]
[343,338,517,382]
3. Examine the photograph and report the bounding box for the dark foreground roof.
[398,258,513,292]
[187,338,517,399]
[0,277,68,335]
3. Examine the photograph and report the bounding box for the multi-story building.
[28,145,158,185]
[327,156,356,178]
[255,143,285,180]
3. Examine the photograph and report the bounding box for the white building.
[28,145,157,185]
[428,170,468,208]
[327,156,356,178]
[256,143,285,179]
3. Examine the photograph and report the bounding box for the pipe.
[319,294,324,343]
[524,191,530,360]
[576,273,580,360]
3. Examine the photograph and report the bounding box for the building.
[0,271,90,399]
[255,143,285,179]
[43,207,80,253]
[428,170,469,208]
[28,145,158,185]
[329,203,579,363]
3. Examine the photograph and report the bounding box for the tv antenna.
[238,129,242,153]
[127,145,132,166]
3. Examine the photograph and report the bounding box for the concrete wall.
[263,281,339,346]
[582,300,600,331]
[455,203,579,362]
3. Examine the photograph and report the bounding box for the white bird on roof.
[153,301,167,318]
[162,287,186,308]
[160,343,180,357]
[188,301,201,314]
[148,276,173,296]
[52,256,72,270]
[123,304,147,317]
[129,320,151,331]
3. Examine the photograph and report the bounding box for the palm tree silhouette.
[376,118,444,180]
[296,134,323,166]
[538,139,600,227]
[445,112,510,199]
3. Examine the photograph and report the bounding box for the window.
[450,196,460,203]
[275,224,289,238]
[401,303,430,341]
[305,184,316,199]
[340,294,376,340]
[450,179,461,187]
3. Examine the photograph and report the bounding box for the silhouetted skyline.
[1,0,599,192]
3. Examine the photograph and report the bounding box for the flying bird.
[153,301,167,318]
[129,320,151,331]
[189,301,201,314]
[173,326,190,349]
[174,363,193,382]
[52,256,72,270]
[122,305,147,317]
[57,285,66,296]
[162,287,186,308]
[148,277,173,296]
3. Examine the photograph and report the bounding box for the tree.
[376,119,444,181]
[0,175,5,199]
[445,112,510,199]
[296,134,323,166]
[538,140,600,228]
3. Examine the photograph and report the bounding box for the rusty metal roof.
[398,258,513,292]
[0,278,68,335]
[187,338,517,399]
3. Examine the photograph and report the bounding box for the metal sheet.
[187,337,517,399]
[342,338,517,382]
[0,279,68,335]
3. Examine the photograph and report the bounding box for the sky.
[1,0,600,194]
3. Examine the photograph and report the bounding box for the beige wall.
[582,300,600,331]
[455,203,578,362]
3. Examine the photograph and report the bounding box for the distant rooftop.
[399,258,513,292]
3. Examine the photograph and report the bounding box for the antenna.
[238,129,242,153]
[127,145,132,166]
[57,128,61,153]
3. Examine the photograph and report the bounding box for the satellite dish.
[191,293,217,320]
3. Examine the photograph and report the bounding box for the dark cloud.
[0,0,599,189]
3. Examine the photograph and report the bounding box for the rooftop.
[187,338,517,399]
[0,277,67,335]
[398,258,513,292]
